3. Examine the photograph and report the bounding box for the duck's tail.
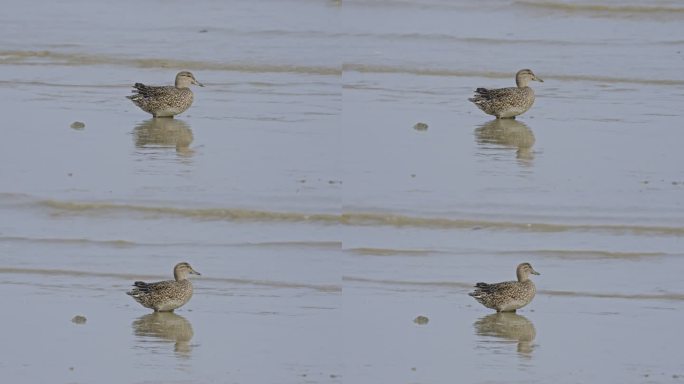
[469,282,491,298]
[126,281,151,296]
[469,88,491,104]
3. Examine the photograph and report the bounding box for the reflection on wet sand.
[475,119,535,164]
[132,312,194,358]
[474,312,536,356]
[133,118,194,156]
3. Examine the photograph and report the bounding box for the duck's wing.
[127,280,174,295]
[469,280,517,297]
[127,84,175,100]
[470,87,518,102]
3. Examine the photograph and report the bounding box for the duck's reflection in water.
[475,119,535,165]
[474,312,536,357]
[133,118,194,157]
[132,312,194,358]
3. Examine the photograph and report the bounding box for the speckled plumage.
[469,69,543,119]
[127,71,203,118]
[469,262,540,312]
[127,262,201,312]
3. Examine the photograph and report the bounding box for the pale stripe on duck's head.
[516,262,540,281]
[175,71,204,88]
[516,69,543,87]
[174,262,201,280]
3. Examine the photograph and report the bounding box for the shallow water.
[1,0,684,383]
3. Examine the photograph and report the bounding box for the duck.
[469,262,540,312]
[469,69,543,119]
[127,262,201,312]
[127,71,204,118]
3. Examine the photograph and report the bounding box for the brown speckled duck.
[127,71,204,118]
[469,262,540,312]
[469,69,543,119]
[127,262,201,312]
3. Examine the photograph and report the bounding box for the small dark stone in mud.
[410,174,416,178]
[411,367,417,371]
[71,315,87,324]
[69,367,74,371]
[70,121,85,130]
[330,374,337,378]
[472,226,482,230]
[199,29,208,33]
[413,315,429,325]
[413,122,428,131]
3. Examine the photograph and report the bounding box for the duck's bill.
[535,77,544,83]
[191,270,202,275]
[532,270,540,275]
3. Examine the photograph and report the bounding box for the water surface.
[1,0,683,383]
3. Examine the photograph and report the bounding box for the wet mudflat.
[2,0,684,383]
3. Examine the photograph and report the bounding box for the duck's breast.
[498,280,536,311]
[154,280,194,312]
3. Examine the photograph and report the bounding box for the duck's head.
[174,262,201,281]
[175,71,204,88]
[515,69,543,87]
[516,262,540,282]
